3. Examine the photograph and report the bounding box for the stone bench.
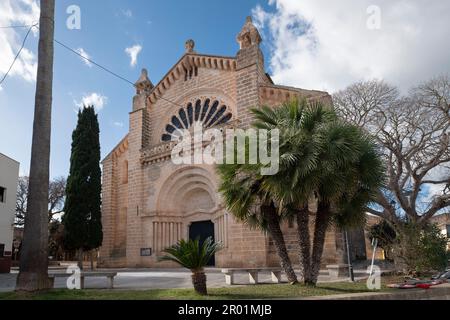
[326,264,349,279]
[221,268,283,285]
[48,272,117,289]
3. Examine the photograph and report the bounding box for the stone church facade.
[98,17,354,268]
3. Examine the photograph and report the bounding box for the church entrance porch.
[189,220,215,266]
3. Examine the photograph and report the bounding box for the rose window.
[161,99,232,142]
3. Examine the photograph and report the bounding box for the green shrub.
[394,223,448,275]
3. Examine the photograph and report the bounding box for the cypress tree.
[63,106,103,269]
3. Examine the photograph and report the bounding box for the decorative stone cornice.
[140,140,177,165]
[259,84,332,105]
[113,137,128,159]
[102,135,129,163]
[140,207,222,219]
[147,53,237,106]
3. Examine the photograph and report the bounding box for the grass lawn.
[0,277,397,300]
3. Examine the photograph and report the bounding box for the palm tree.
[308,123,384,284]
[251,100,384,286]
[159,237,221,295]
[218,157,299,284]
[251,100,334,283]
[16,0,55,292]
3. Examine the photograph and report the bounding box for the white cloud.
[0,0,40,85]
[75,48,93,67]
[75,93,107,112]
[252,4,270,31]
[113,122,124,128]
[253,0,450,93]
[122,9,133,18]
[125,44,142,67]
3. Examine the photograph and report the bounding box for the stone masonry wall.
[99,17,344,269]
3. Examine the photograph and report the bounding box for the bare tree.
[417,76,450,122]
[333,79,399,127]
[15,176,29,227]
[16,0,55,292]
[334,77,450,226]
[15,176,66,226]
[47,177,66,220]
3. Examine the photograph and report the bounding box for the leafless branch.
[334,77,450,225]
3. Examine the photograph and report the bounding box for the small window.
[122,161,128,184]
[0,187,6,203]
[0,244,4,257]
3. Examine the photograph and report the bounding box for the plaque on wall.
[140,248,152,256]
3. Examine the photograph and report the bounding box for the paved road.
[0,268,369,292]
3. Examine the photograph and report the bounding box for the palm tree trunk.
[16,0,55,292]
[310,202,331,285]
[191,271,207,295]
[295,207,313,285]
[263,204,298,284]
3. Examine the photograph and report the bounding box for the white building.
[0,153,19,273]
[431,213,450,251]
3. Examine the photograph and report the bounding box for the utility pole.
[16,0,55,292]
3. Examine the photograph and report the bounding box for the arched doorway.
[154,166,220,260]
[189,220,215,266]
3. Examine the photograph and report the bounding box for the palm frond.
[159,237,222,271]
[218,97,384,231]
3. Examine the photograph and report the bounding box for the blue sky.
[0,0,273,178]
[1,0,450,180]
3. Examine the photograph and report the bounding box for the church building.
[98,17,356,268]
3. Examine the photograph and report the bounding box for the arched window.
[161,99,232,142]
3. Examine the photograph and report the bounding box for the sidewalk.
[0,268,368,292]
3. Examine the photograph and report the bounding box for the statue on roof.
[185,39,196,53]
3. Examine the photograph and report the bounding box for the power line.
[53,38,184,108]
[35,24,182,108]
[1,23,184,109]
[0,24,35,29]
[53,38,136,87]
[30,24,133,86]
[0,23,38,86]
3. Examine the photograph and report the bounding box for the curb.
[297,284,450,300]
